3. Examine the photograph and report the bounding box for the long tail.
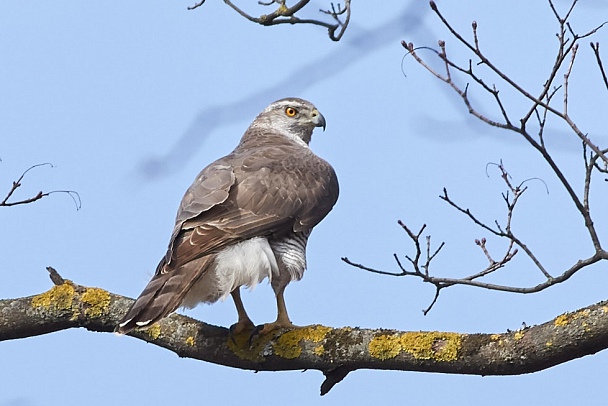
[115,256,213,334]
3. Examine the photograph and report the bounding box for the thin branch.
[583,146,608,250]
[1,163,81,210]
[534,86,560,148]
[187,0,205,10]
[343,154,608,307]
[590,42,608,91]
[424,1,608,165]
[422,286,442,315]
[441,163,554,280]
[341,257,409,277]
[403,0,605,257]
[349,249,607,295]
[563,43,579,116]
[403,43,513,130]
[440,189,498,235]
[189,0,351,41]
[319,1,352,41]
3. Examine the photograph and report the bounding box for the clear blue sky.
[2,1,608,405]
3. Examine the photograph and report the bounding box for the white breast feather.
[181,237,279,308]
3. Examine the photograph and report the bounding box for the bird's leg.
[250,285,296,339]
[229,288,255,337]
[273,285,295,328]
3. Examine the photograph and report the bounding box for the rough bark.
[2,277,607,394]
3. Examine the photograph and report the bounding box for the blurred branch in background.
[345,0,608,312]
[187,0,351,41]
[139,2,429,179]
[1,163,81,210]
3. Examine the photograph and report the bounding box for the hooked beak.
[311,109,326,131]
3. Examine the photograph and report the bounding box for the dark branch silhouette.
[138,2,430,179]
[187,0,351,41]
[1,163,81,209]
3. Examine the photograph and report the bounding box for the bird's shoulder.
[175,156,236,225]
[230,139,339,232]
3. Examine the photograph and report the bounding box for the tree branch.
[3,272,608,395]
[590,42,608,91]
[355,0,608,312]
[418,1,608,165]
[188,0,351,41]
[1,163,81,209]
[344,157,608,314]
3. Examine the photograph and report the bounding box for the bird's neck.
[239,124,311,149]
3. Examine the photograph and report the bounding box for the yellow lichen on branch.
[146,324,162,340]
[81,288,111,318]
[369,331,463,362]
[227,325,332,361]
[275,325,332,359]
[30,282,112,322]
[554,308,592,327]
[31,282,76,314]
[227,331,274,362]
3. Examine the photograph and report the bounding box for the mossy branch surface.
[2,278,608,393]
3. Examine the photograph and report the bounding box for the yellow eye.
[285,107,297,117]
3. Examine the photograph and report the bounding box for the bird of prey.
[116,97,339,336]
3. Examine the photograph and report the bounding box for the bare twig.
[322,1,351,41]
[46,266,66,286]
[590,42,608,91]
[189,0,351,41]
[440,163,551,280]
[187,0,205,10]
[422,1,608,165]
[1,163,81,210]
[344,155,607,312]
[341,257,408,277]
[422,287,442,315]
[347,0,608,311]
[563,44,579,116]
[403,42,513,130]
[533,86,560,148]
[440,188,500,236]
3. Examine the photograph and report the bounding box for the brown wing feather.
[116,161,235,334]
[165,143,338,267]
[164,162,235,261]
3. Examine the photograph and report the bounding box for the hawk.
[116,98,339,336]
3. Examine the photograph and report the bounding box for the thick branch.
[3,276,608,394]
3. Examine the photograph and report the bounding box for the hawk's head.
[249,98,326,146]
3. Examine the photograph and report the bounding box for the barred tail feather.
[115,256,213,334]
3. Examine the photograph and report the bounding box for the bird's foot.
[248,320,297,345]
[229,319,256,344]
